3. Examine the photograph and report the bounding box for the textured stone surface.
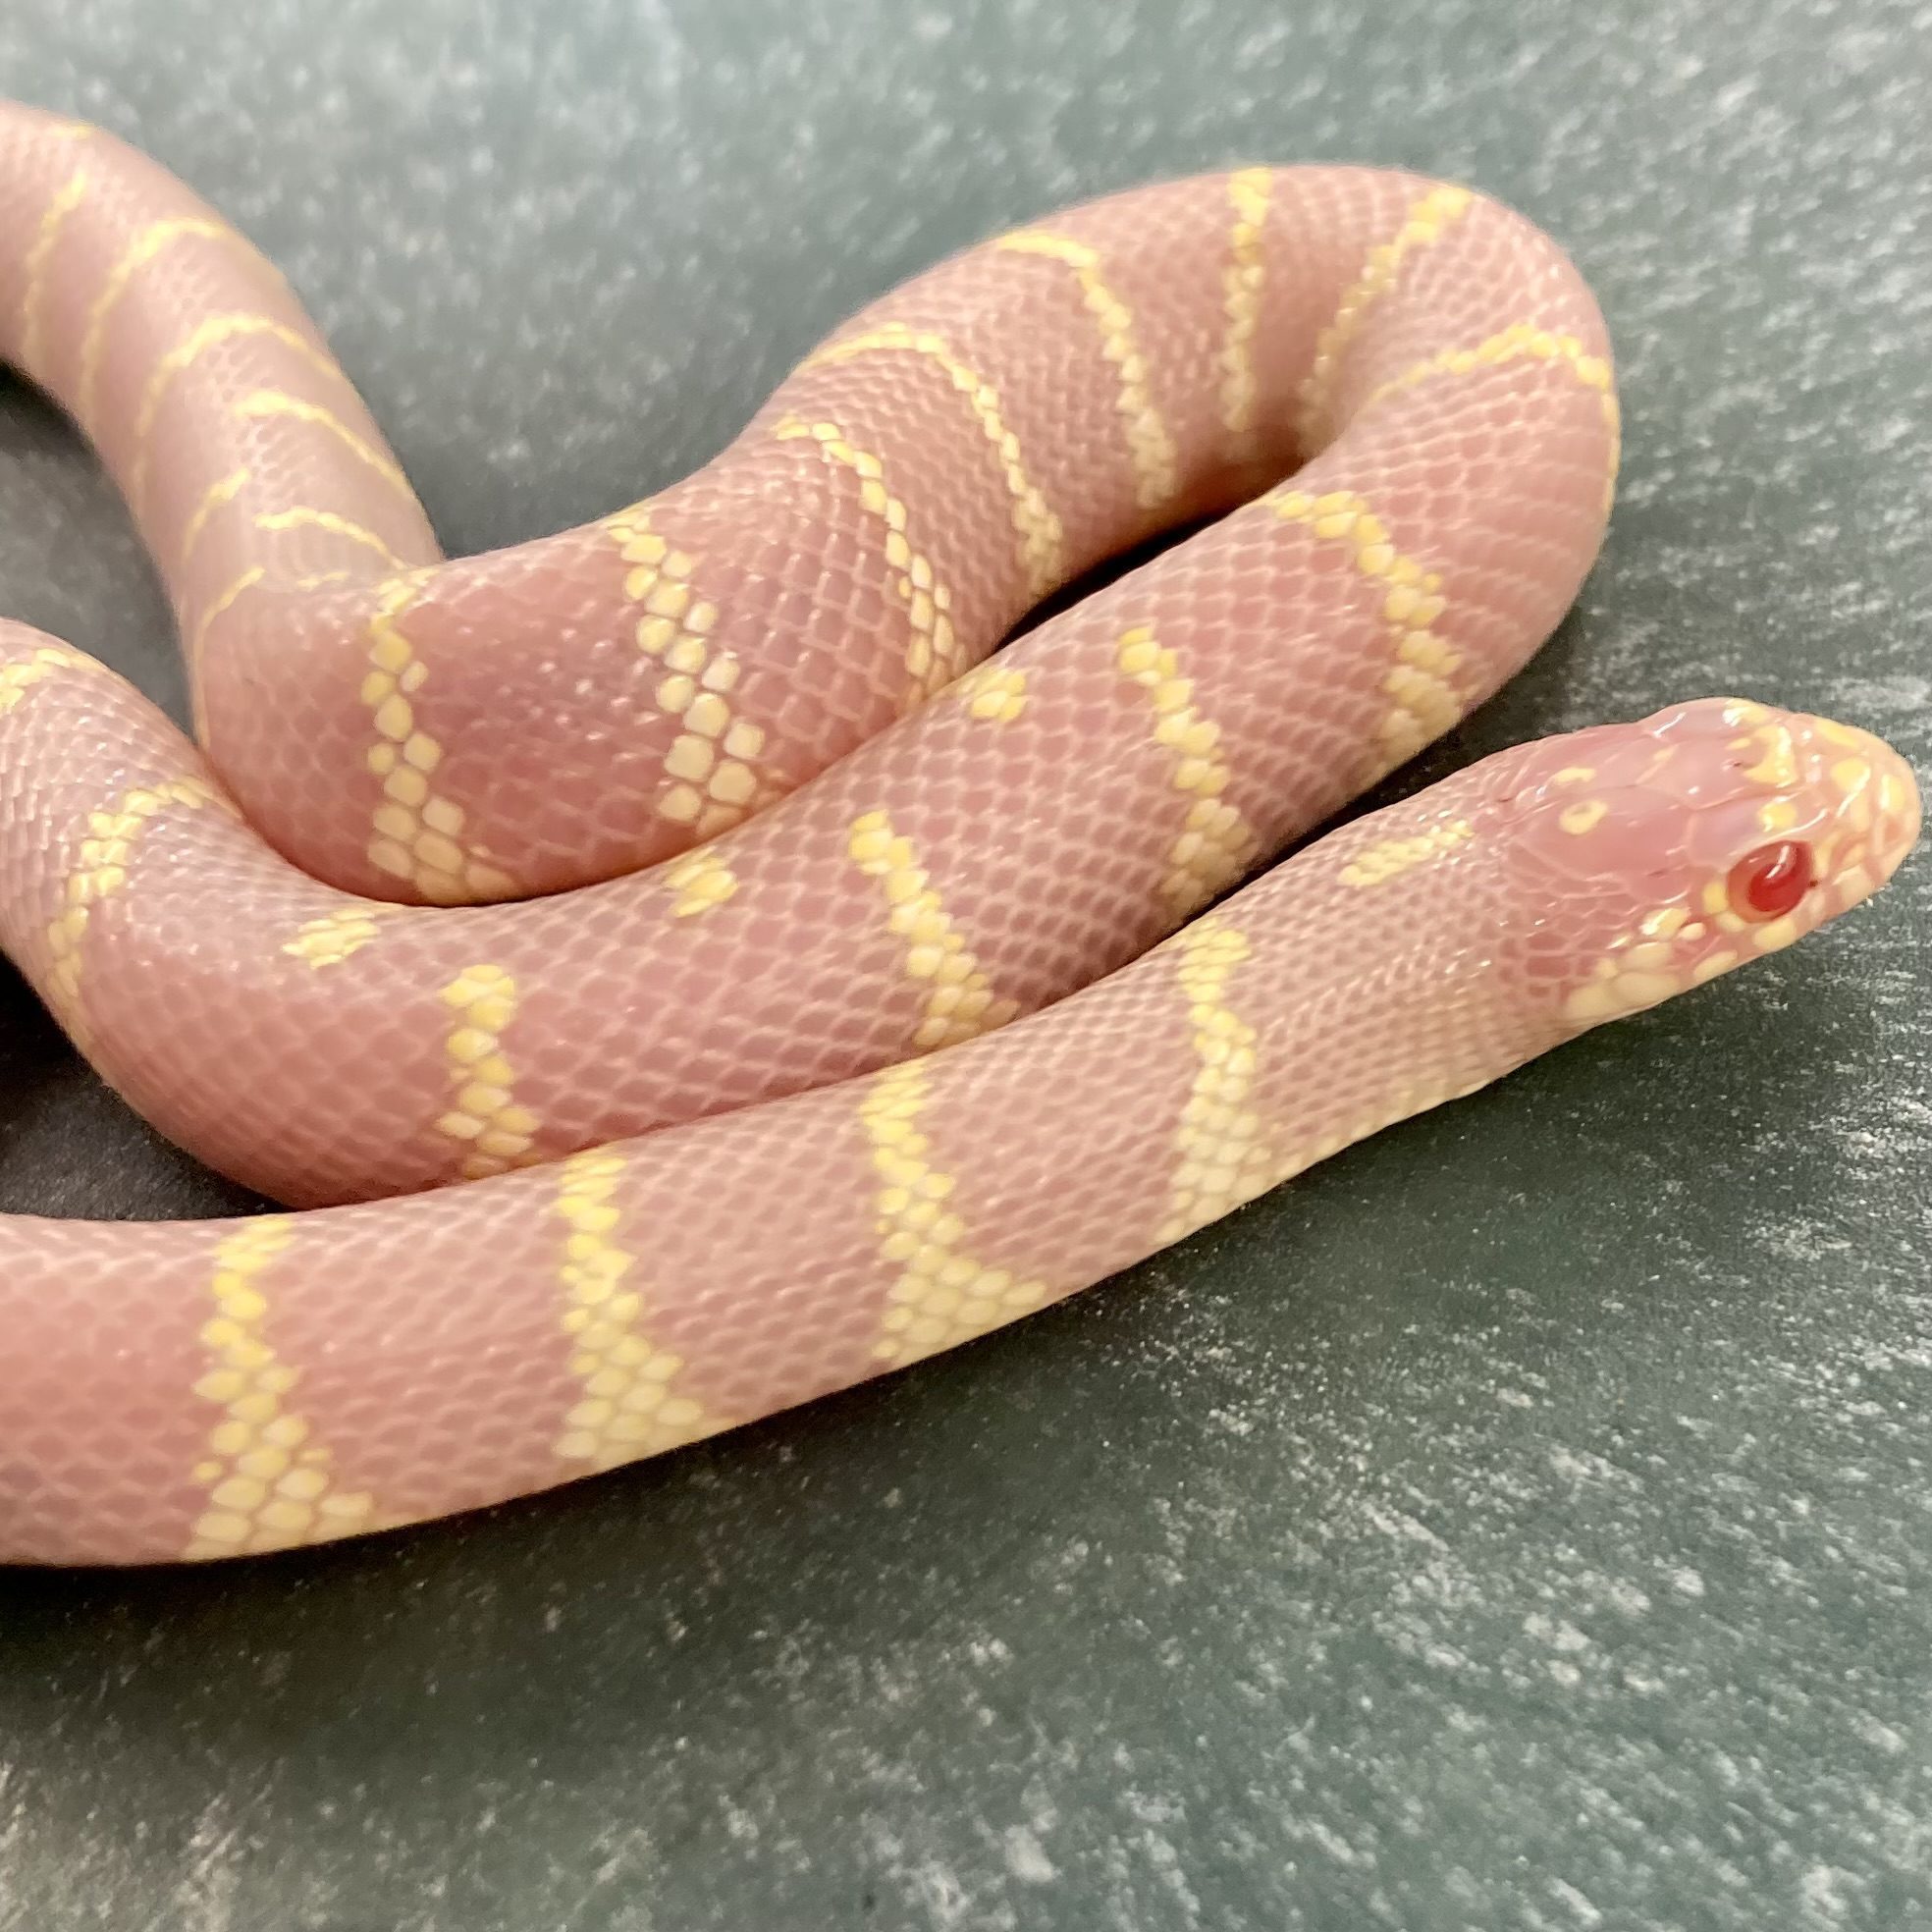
[0,1,1927,1927]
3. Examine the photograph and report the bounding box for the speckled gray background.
[2,2,1928,1928]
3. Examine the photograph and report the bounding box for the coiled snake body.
[0,103,1917,1565]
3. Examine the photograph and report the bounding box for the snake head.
[1500,696,1920,1027]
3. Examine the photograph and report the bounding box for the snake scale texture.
[0,101,1917,1567]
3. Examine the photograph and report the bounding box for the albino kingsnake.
[0,102,1917,1565]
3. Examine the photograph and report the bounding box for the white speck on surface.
[1549,1877,1604,1927]
[1002,1827,1055,1884]
[1799,1863,1855,1924]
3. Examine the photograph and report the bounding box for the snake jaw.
[1500,699,1920,1030]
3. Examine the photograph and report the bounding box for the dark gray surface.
[2,2,1929,1927]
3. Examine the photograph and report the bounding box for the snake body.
[0,103,1917,1566]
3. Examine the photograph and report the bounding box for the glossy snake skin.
[0,102,1916,1566]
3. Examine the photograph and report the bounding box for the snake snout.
[1784,709,1921,911]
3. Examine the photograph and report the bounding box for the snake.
[0,102,1917,1568]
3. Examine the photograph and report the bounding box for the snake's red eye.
[1727,840,1813,921]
